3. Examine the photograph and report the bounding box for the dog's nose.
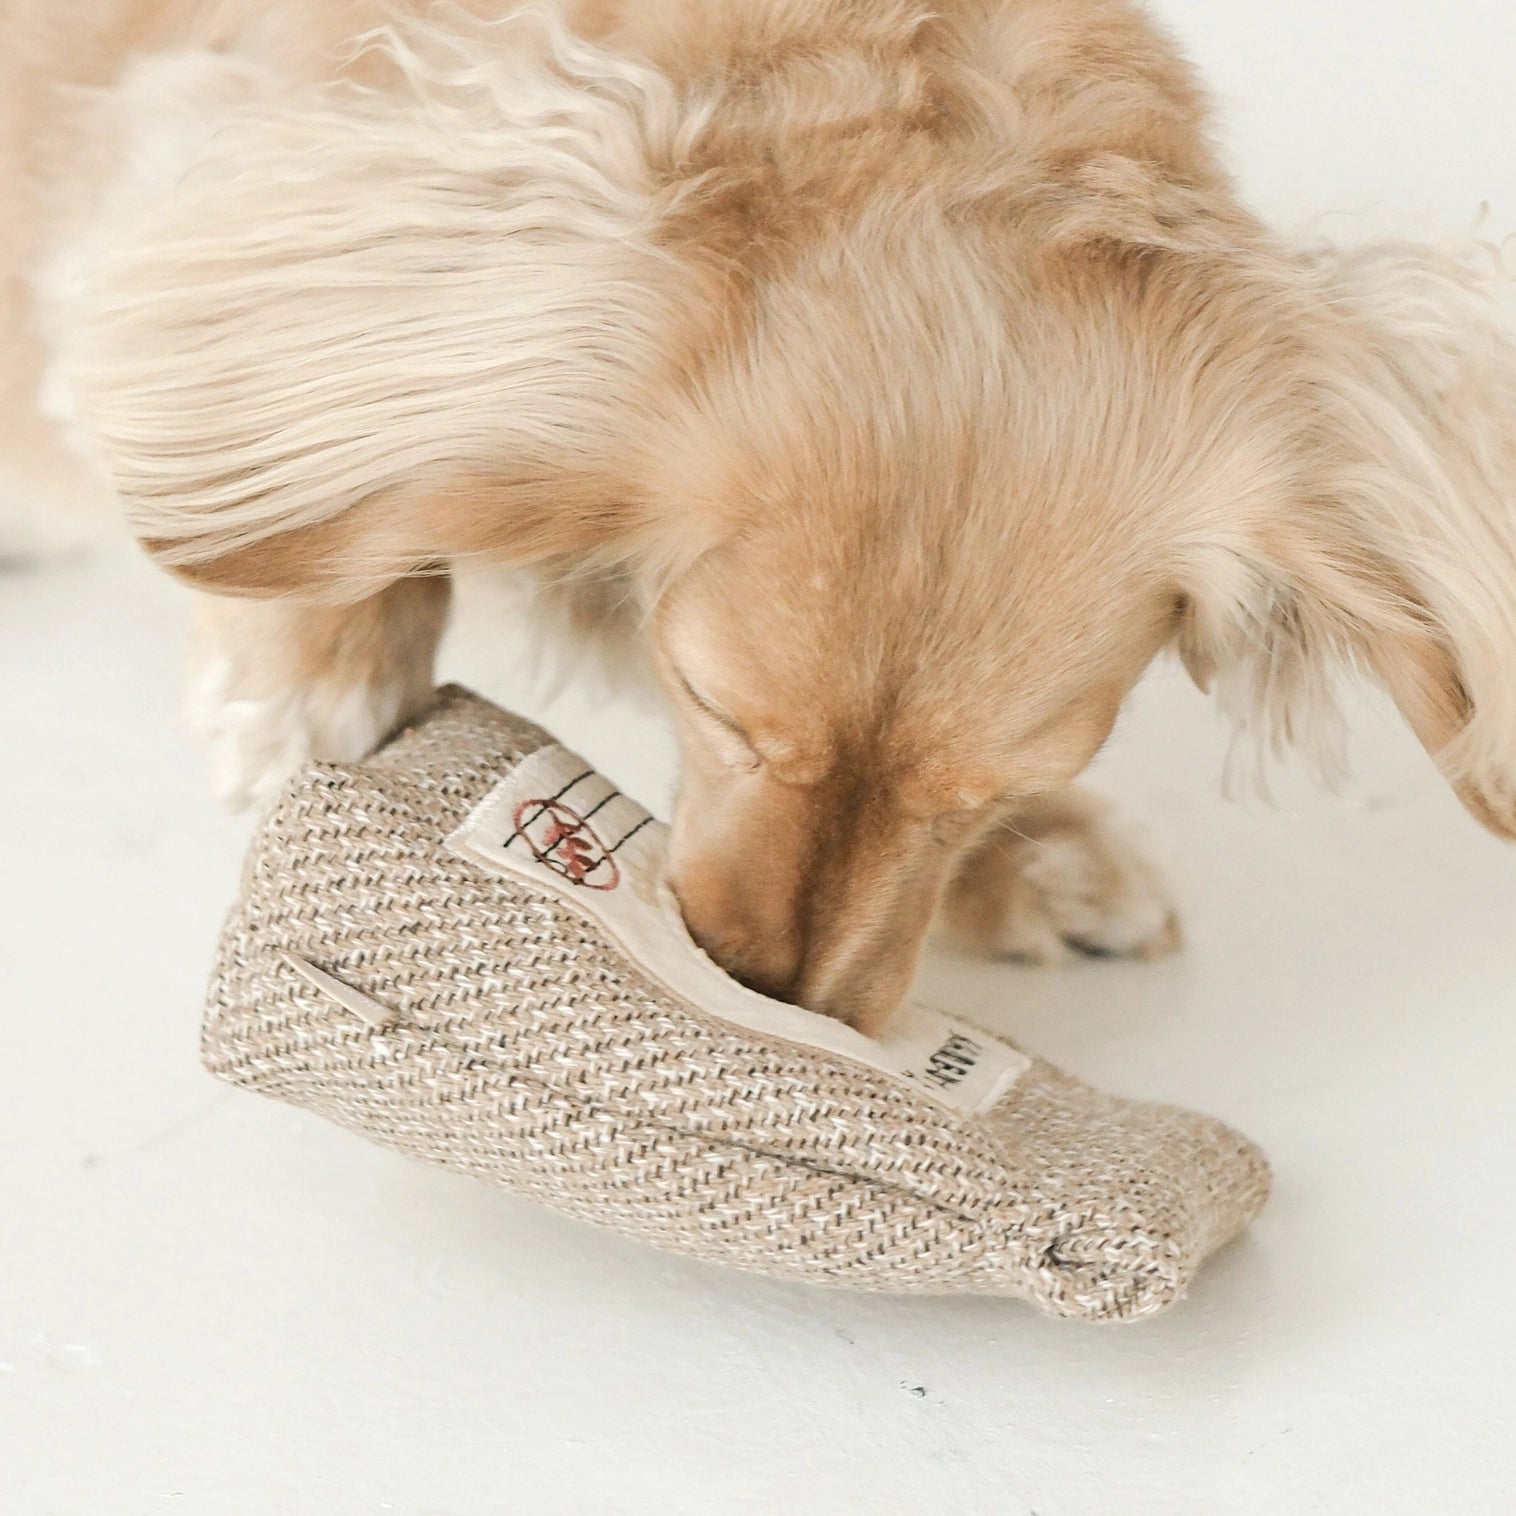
[727,961,790,1001]
[689,923,802,1007]
[682,905,918,1034]
[670,811,944,1034]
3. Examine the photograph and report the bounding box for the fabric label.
[445,744,1030,1117]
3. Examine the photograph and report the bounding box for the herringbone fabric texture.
[202,686,1269,1320]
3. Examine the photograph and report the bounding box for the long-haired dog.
[5,0,1513,1030]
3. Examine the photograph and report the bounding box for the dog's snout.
[680,909,804,1008]
[688,910,906,1029]
[673,848,940,1035]
[726,958,796,1004]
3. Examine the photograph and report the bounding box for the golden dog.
[5,0,1513,1028]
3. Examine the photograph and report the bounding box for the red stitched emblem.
[512,799,621,891]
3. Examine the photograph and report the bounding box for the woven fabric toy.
[203,686,1269,1321]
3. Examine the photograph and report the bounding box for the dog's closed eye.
[674,668,763,772]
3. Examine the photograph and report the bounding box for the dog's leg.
[187,577,451,811]
[939,788,1181,966]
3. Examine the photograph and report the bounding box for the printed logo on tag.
[446,744,1031,1117]
[506,768,654,892]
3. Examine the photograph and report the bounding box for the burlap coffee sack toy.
[203,686,1269,1321]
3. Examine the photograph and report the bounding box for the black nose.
[699,931,796,1003]
[681,902,804,1001]
[728,961,799,1004]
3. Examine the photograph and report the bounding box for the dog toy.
[202,686,1268,1321]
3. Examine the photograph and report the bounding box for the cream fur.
[42,8,686,582]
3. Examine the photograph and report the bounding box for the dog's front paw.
[189,658,419,811]
[186,580,450,811]
[940,789,1181,967]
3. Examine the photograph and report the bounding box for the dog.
[4,0,1513,1031]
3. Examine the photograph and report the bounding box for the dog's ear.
[1177,238,1516,840]
[46,11,684,600]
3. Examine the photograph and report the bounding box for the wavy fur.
[47,6,693,587]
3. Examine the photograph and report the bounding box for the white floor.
[4,6,1516,1513]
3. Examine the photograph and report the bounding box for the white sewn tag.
[444,744,1030,1117]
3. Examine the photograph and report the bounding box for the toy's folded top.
[203,685,1269,1321]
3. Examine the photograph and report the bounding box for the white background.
[3,3,1516,1512]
